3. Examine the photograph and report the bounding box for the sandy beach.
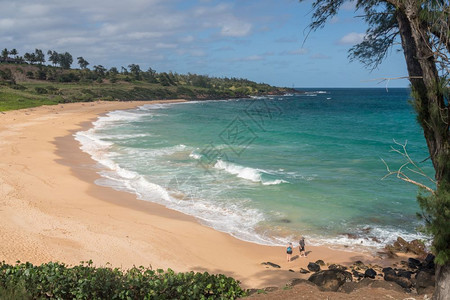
[0,100,394,289]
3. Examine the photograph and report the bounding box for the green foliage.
[0,261,246,299]
[0,49,292,111]
[418,182,450,265]
[34,87,48,94]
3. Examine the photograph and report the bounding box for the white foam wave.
[262,179,288,185]
[103,133,151,140]
[214,160,261,182]
[307,226,431,252]
[189,151,202,160]
[214,160,287,185]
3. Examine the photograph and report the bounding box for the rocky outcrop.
[307,262,320,272]
[364,268,376,279]
[416,269,436,295]
[384,237,427,256]
[308,269,352,291]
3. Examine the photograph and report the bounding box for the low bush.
[0,261,246,299]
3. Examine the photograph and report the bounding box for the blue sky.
[0,0,409,87]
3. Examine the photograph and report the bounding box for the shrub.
[0,261,246,299]
[34,87,47,94]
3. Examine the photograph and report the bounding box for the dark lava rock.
[384,271,398,282]
[384,270,413,289]
[416,270,435,295]
[408,257,421,269]
[307,262,321,272]
[261,262,281,268]
[288,269,295,272]
[423,253,435,270]
[382,267,396,276]
[328,264,347,271]
[393,276,413,289]
[308,269,352,292]
[353,260,366,269]
[300,268,310,274]
[364,268,377,279]
[315,259,325,266]
[370,236,381,243]
[397,270,413,279]
[352,270,364,279]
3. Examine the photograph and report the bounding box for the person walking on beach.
[286,242,293,262]
[299,236,306,257]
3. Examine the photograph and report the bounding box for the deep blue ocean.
[75,88,433,252]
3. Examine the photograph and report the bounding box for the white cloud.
[220,21,252,37]
[337,32,365,45]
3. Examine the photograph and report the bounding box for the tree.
[47,50,59,67]
[1,48,8,60]
[58,52,73,69]
[93,65,107,77]
[34,49,45,65]
[23,52,36,64]
[128,64,141,80]
[299,1,449,298]
[109,67,118,75]
[77,56,89,69]
[9,48,18,59]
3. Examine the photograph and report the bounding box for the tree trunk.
[396,4,450,300]
[434,263,450,300]
[396,3,448,184]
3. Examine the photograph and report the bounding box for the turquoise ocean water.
[75,88,433,252]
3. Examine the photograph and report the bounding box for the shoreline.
[0,100,400,288]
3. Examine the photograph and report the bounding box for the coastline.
[0,100,399,288]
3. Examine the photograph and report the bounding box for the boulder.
[423,253,435,270]
[408,257,421,269]
[328,264,347,271]
[407,239,426,256]
[397,269,413,279]
[384,271,398,282]
[393,236,409,252]
[300,268,310,274]
[392,276,413,289]
[307,262,321,272]
[315,259,325,266]
[416,270,435,295]
[382,267,396,276]
[308,269,352,292]
[364,268,377,279]
[352,270,364,280]
[353,260,366,269]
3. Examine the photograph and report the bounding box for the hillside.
[0,63,292,111]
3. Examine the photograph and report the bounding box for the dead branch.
[381,140,436,194]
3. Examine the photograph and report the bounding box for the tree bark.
[396,2,448,184]
[434,263,450,300]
